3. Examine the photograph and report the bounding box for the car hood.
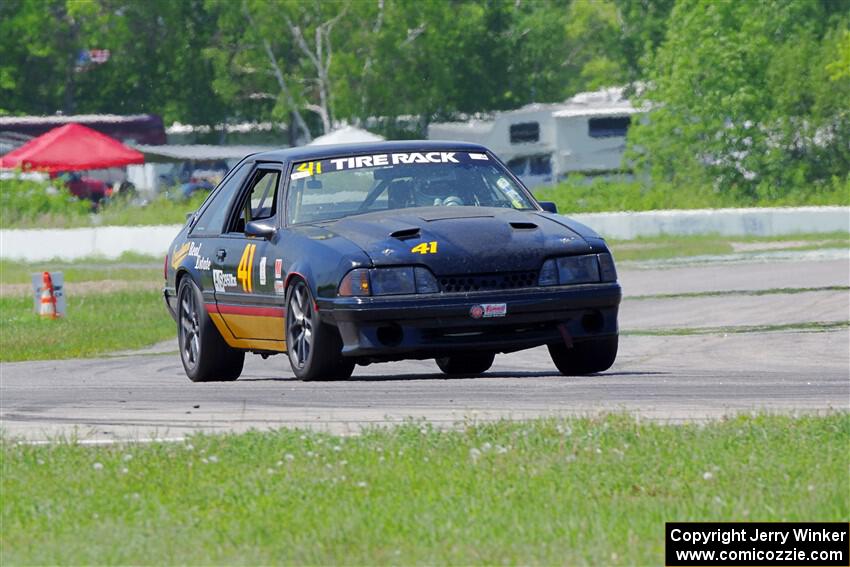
[316,206,597,275]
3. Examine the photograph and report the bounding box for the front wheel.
[548,335,618,376]
[285,279,354,381]
[178,277,244,382]
[436,352,495,375]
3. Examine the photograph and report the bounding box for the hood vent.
[389,227,421,240]
[509,221,538,230]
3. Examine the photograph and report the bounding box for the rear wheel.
[286,279,354,381]
[178,277,244,382]
[548,335,618,375]
[436,352,496,375]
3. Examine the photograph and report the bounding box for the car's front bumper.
[318,283,621,360]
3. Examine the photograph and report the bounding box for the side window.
[191,162,250,236]
[229,168,281,233]
[529,154,552,175]
[510,122,539,144]
[588,116,631,138]
[507,157,527,175]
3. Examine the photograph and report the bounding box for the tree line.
[1,0,848,198]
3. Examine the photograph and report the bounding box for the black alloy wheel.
[177,277,244,382]
[285,279,354,381]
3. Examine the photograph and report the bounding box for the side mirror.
[539,201,558,214]
[245,220,277,240]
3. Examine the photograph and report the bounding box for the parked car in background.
[53,172,111,206]
[157,160,231,200]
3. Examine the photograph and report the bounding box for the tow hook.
[557,323,573,349]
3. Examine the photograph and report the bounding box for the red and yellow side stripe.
[205,303,287,352]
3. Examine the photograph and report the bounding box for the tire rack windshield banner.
[290,151,489,180]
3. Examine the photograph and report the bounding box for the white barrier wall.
[0,225,184,261]
[1,206,848,261]
[571,206,850,240]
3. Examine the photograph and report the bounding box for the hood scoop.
[389,227,421,240]
[509,221,538,230]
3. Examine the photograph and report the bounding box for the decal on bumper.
[470,303,507,319]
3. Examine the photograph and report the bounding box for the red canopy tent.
[0,123,144,172]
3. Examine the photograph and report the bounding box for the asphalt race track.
[2,252,848,441]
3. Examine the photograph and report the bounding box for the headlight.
[538,255,601,286]
[538,259,559,286]
[338,267,440,296]
[597,252,617,282]
[412,267,440,293]
[370,267,415,295]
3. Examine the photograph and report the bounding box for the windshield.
[286,150,536,224]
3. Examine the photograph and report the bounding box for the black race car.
[164,141,620,381]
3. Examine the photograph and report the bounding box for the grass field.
[2,414,847,565]
[624,320,849,336]
[0,290,175,362]
[627,285,850,301]
[608,232,850,262]
[0,253,173,361]
[0,256,161,286]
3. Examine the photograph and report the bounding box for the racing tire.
[286,279,355,381]
[435,352,496,375]
[177,277,244,382]
[548,335,618,376]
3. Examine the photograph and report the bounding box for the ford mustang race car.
[164,141,620,381]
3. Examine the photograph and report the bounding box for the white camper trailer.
[428,87,639,188]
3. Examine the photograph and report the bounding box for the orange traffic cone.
[39,271,58,319]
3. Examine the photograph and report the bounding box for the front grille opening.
[439,271,538,293]
[423,321,556,342]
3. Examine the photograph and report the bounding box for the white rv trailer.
[428,87,639,188]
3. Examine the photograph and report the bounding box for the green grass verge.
[624,321,849,336]
[0,290,175,362]
[627,285,850,301]
[608,232,849,262]
[0,254,161,286]
[2,414,847,565]
[535,175,850,214]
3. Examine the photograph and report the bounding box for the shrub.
[534,173,850,214]
[0,178,91,228]
[0,177,209,229]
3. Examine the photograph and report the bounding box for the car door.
[184,160,253,307]
[212,163,286,343]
